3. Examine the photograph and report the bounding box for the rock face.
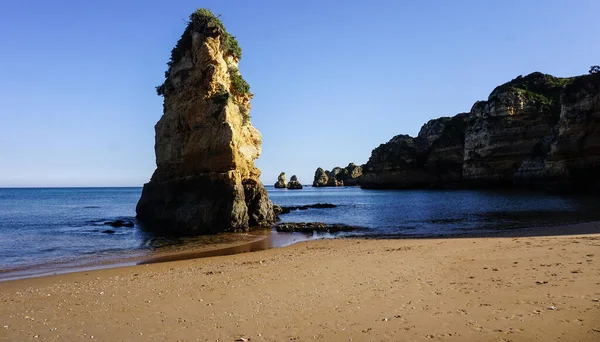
[312,163,363,187]
[360,71,600,194]
[313,168,328,187]
[287,175,303,189]
[463,73,567,187]
[361,114,467,189]
[342,163,363,186]
[543,75,600,193]
[136,9,276,235]
[274,172,286,188]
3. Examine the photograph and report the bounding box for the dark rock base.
[279,203,337,214]
[136,173,275,236]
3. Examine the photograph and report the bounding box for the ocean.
[1,186,599,280]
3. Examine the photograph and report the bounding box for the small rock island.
[136,9,276,235]
[274,172,287,188]
[287,175,303,189]
[312,163,363,187]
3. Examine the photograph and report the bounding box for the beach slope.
[1,224,599,341]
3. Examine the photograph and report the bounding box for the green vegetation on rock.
[228,66,250,95]
[156,8,243,96]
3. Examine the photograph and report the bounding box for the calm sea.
[1,186,600,280]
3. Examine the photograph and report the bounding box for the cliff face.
[360,114,467,189]
[136,9,276,235]
[360,71,600,194]
[544,75,600,192]
[463,73,567,186]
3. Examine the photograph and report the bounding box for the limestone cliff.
[274,172,286,188]
[136,9,276,235]
[463,73,568,186]
[361,114,467,189]
[544,74,600,193]
[360,70,600,194]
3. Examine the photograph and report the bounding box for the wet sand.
[1,222,600,341]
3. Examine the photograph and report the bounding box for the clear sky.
[0,0,598,187]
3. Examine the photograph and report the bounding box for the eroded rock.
[136,9,276,235]
[287,175,303,189]
[274,172,286,188]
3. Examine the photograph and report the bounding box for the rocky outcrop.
[136,9,276,235]
[361,70,600,194]
[274,172,286,188]
[463,72,567,186]
[543,74,600,193]
[287,175,303,189]
[312,163,363,187]
[342,163,363,186]
[313,168,328,187]
[361,114,467,189]
[326,167,344,186]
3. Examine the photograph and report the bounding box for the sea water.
[1,186,599,280]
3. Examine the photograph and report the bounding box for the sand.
[1,223,600,341]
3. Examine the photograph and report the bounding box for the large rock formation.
[312,163,363,187]
[342,163,363,186]
[287,175,303,189]
[313,168,328,187]
[274,172,286,188]
[136,9,276,235]
[361,114,467,189]
[543,74,600,193]
[360,70,600,194]
[463,73,567,186]
[326,167,344,186]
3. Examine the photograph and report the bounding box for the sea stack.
[274,172,286,188]
[136,9,276,235]
[287,175,303,189]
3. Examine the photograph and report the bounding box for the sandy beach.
[1,223,600,342]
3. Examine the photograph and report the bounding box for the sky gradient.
[1,0,599,187]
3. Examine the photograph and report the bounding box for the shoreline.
[1,221,599,340]
[3,220,600,283]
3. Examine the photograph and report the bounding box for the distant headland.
[308,69,600,194]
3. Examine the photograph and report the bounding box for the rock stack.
[136,9,276,235]
[287,175,303,189]
[274,172,287,188]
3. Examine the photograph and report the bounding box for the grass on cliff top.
[490,72,574,98]
[156,8,243,96]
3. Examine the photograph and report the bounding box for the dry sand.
[1,223,600,341]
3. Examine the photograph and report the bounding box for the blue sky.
[0,0,598,187]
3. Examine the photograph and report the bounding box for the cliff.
[360,70,600,194]
[361,114,467,189]
[463,72,567,186]
[544,74,600,192]
[136,9,276,235]
[312,163,363,187]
